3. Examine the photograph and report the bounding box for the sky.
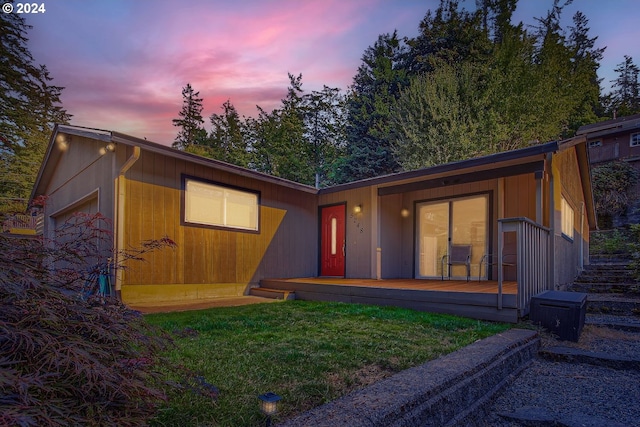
[21,0,640,145]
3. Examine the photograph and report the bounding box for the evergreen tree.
[249,74,313,185]
[0,11,70,212]
[303,85,346,187]
[405,0,491,74]
[334,32,407,183]
[391,0,605,165]
[475,0,518,44]
[609,56,640,117]
[194,99,250,168]
[391,61,490,170]
[566,10,604,129]
[172,83,206,150]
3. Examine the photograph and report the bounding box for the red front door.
[320,204,345,277]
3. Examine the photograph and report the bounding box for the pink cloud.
[46,0,640,146]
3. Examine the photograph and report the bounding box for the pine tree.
[172,83,205,150]
[303,85,345,187]
[204,99,250,168]
[566,10,604,129]
[334,32,407,183]
[609,56,640,117]
[405,0,491,74]
[249,74,313,185]
[0,11,71,212]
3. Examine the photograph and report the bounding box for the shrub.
[591,161,639,229]
[0,213,177,426]
[590,229,633,254]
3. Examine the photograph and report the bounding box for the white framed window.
[561,196,574,240]
[631,132,640,147]
[183,176,259,232]
[588,140,602,148]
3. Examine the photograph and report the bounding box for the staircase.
[249,286,296,301]
[569,255,640,319]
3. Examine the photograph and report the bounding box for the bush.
[0,213,176,426]
[591,161,639,228]
[590,229,634,254]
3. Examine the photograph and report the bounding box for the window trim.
[560,196,574,241]
[630,132,640,147]
[181,175,260,233]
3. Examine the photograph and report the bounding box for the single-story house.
[31,125,596,322]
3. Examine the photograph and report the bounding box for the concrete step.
[586,293,640,316]
[539,346,640,371]
[569,282,640,294]
[249,287,296,301]
[278,329,539,427]
[574,275,637,284]
[589,254,633,264]
[584,262,634,269]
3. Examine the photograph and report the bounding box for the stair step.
[575,280,637,285]
[570,283,640,294]
[586,293,640,317]
[249,287,296,301]
[589,255,633,264]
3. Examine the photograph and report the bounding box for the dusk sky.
[23,0,640,145]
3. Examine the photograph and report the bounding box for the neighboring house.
[577,113,640,166]
[577,114,640,226]
[31,125,596,322]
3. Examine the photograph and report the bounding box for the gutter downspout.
[547,152,556,291]
[580,202,585,271]
[114,145,141,300]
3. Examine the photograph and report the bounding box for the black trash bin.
[530,290,587,342]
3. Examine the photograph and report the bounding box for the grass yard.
[145,300,510,426]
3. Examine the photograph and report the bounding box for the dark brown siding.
[588,131,640,164]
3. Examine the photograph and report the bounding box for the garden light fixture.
[258,392,281,426]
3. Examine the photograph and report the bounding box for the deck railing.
[497,217,551,316]
[1,214,44,235]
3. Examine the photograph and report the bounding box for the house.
[31,125,596,322]
[577,113,640,166]
[577,113,640,225]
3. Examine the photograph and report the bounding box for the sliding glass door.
[416,194,488,279]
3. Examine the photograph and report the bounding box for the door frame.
[413,191,493,279]
[318,202,346,277]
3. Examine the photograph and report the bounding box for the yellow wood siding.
[553,148,590,287]
[121,150,316,302]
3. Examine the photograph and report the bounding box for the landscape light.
[258,392,281,426]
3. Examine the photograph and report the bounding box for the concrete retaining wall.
[278,329,539,427]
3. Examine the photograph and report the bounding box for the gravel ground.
[482,320,640,427]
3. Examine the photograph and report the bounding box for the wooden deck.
[259,278,519,323]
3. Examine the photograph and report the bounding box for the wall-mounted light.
[353,204,362,214]
[99,142,116,155]
[400,208,410,218]
[258,392,281,427]
[56,134,69,151]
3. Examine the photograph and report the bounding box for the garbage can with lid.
[530,290,587,342]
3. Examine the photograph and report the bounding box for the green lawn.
[145,300,510,426]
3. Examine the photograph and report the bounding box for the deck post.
[498,217,550,317]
